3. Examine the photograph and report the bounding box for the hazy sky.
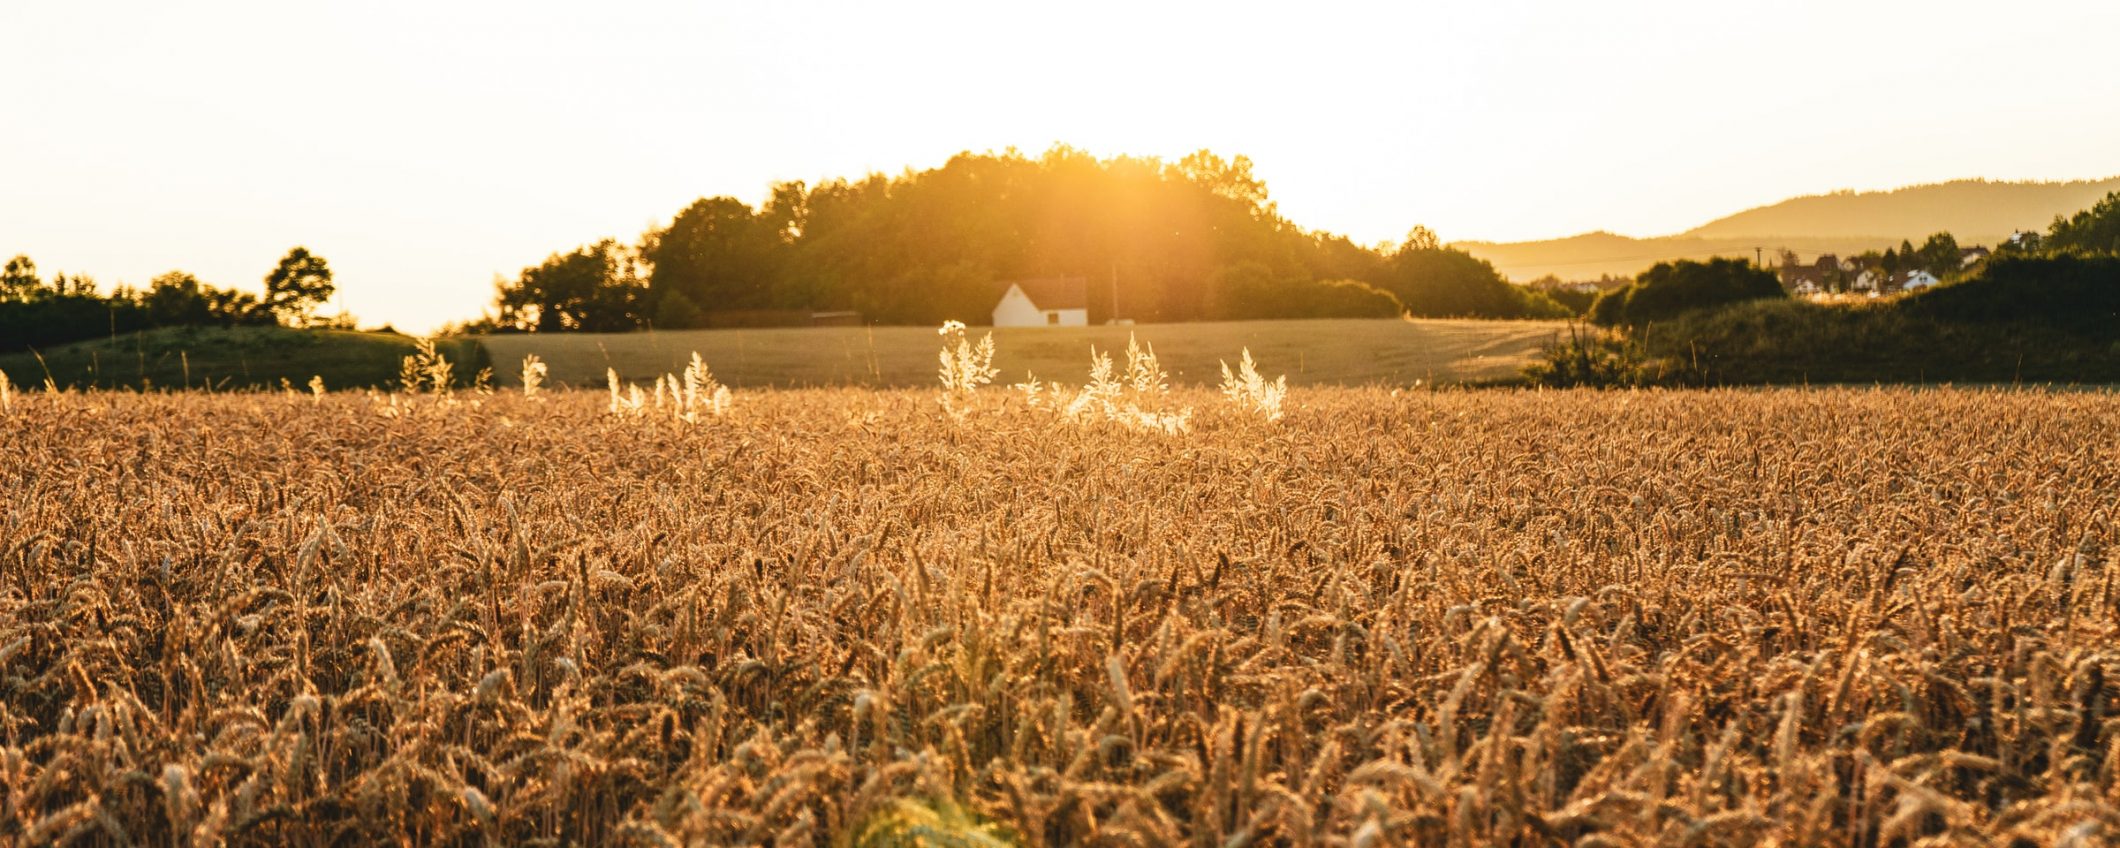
[5,1,2117,331]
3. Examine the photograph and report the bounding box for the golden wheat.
[1,386,2116,845]
[1219,348,1287,423]
[521,353,548,400]
[938,320,999,421]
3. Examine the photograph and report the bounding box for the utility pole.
[1754,246,1763,267]
[1109,263,1119,324]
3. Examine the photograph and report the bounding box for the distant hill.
[1685,177,2120,240]
[1461,177,2120,282]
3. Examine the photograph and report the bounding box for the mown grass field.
[4,379,2118,845]
[479,318,1569,388]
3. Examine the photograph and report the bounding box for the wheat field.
[3,379,2118,845]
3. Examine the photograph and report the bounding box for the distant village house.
[991,277,1089,327]
[1779,242,1988,298]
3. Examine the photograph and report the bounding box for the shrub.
[1904,254,2120,340]
[1208,265,1404,320]
[1590,257,1785,327]
[1296,278,1404,318]
[0,295,151,351]
[1524,323,1665,387]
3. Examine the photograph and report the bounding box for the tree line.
[6,147,1576,349]
[476,146,1568,332]
[1579,190,2120,329]
[1,249,337,350]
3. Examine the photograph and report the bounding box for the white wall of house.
[991,284,1089,327]
[991,285,1044,326]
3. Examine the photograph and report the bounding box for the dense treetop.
[2046,191,2120,257]
[10,160,2117,349]
[1588,258,1787,327]
[488,146,1567,331]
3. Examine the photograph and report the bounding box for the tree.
[1589,258,1785,327]
[1175,150,1269,211]
[1527,276,1600,316]
[482,145,1583,330]
[1374,236,1560,319]
[144,272,213,326]
[207,286,269,325]
[1916,232,1960,276]
[1401,226,1442,252]
[143,271,266,327]
[497,240,646,332]
[1587,287,1629,325]
[49,272,98,298]
[264,247,335,324]
[642,197,785,324]
[2,255,40,302]
[2047,191,2120,256]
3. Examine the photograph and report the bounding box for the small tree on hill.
[2,255,41,302]
[265,247,336,325]
[1916,232,1961,277]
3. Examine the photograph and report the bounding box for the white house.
[1899,270,1940,290]
[991,277,1089,327]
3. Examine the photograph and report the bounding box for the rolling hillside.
[1460,177,2120,282]
[1685,177,2120,241]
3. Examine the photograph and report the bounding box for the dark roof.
[1781,265,1824,285]
[1002,277,1088,310]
